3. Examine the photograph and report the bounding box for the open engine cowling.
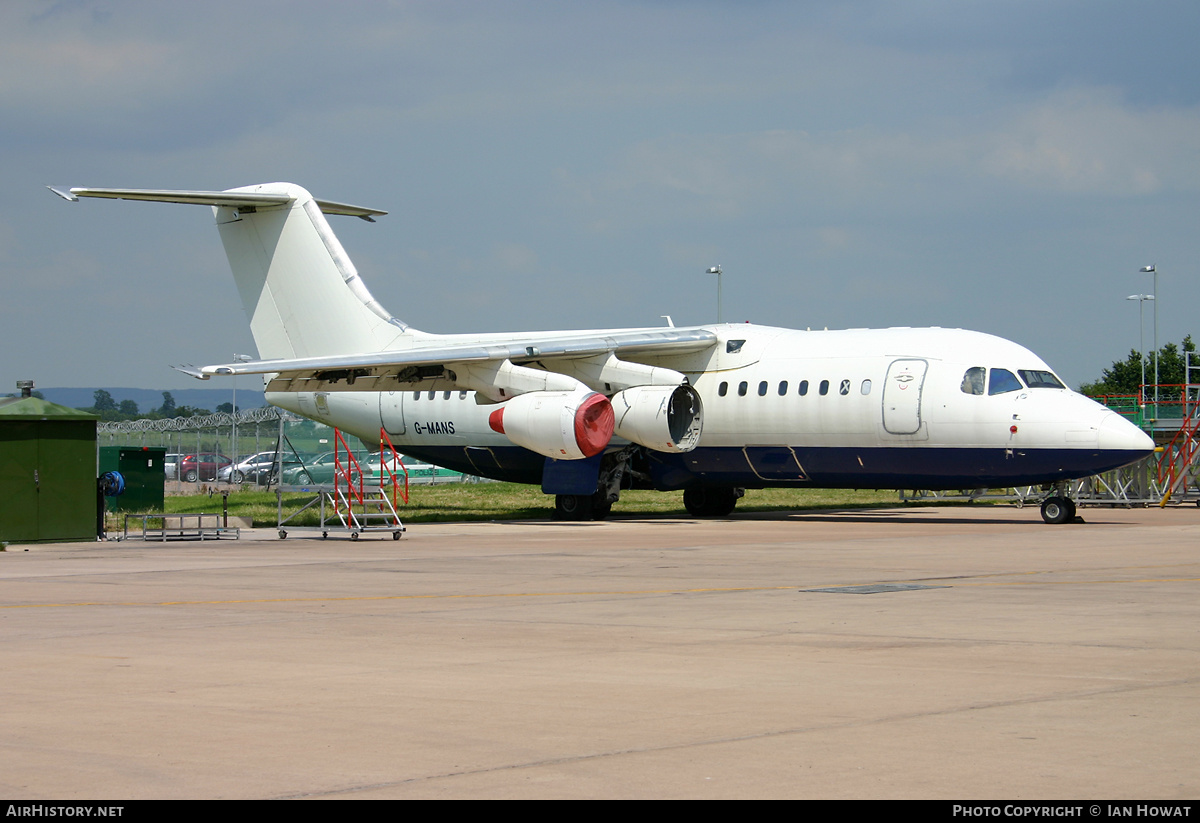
[488,388,615,460]
[610,384,703,453]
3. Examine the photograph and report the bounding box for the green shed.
[99,446,166,513]
[0,395,98,543]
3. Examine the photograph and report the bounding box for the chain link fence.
[98,407,475,491]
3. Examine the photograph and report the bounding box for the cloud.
[491,243,540,272]
[978,89,1200,195]
[557,86,1200,241]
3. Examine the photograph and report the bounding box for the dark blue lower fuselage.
[396,443,1147,493]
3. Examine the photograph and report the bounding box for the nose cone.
[1097,413,1155,456]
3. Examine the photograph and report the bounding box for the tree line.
[79,390,229,422]
[1078,336,1196,398]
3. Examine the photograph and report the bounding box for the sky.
[3,0,1199,392]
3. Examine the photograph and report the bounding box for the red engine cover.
[488,389,614,459]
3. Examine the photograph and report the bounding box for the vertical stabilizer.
[214,183,414,360]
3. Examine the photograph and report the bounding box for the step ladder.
[324,427,407,540]
[328,486,405,540]
[1156,381,1200,506]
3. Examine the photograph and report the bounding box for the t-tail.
[50,182,418,360]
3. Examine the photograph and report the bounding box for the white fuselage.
[269,323,1150,491]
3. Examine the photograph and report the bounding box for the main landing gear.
[683,487,743,517]
[554,492,613,521]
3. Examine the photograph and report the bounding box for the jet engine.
[488,388,615,460]
[610,384,703,453]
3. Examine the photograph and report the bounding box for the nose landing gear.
[1040,496,1076,524]
[1040,482,1078,524]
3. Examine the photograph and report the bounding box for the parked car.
[164,453,183,480]
[220,451,304,484]
[368,454,466,485]
[178,453,232,482]
[281,450,374,486]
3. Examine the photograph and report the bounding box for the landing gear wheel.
[555,494,594,521]
[684,488,739,517]
[1040,496,1076,524]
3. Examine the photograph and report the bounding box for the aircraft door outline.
[882,359,928,436]
[380,391,406,435]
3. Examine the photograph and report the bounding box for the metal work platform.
[122,512,241,541]
[1086,357,1200,507]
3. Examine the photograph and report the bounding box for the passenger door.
[882,359,928,436]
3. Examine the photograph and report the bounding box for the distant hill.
[34,387,267,414]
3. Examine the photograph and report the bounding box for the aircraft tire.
[684,488,739,517]
[555,494,594,521]
[592,497,612,521]
[1040,496,1073,524]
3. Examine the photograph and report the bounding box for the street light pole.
[706,265,723,323]
[230,353,253,474]
[1127,294,1153,411]
[1140,265,1158,411]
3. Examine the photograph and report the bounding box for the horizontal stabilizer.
[49,186,387,221]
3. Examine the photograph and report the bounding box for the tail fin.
[216,183,416,359]
[56,182,417,360]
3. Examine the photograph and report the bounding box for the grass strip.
[144,483,938,528]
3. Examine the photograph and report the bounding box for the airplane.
[50,182,1155,524]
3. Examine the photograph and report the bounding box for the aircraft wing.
[184,328,719,393]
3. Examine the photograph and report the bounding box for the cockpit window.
[960,367,985,396]
[1019,369,1065,389]
[988,368,1023,395]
